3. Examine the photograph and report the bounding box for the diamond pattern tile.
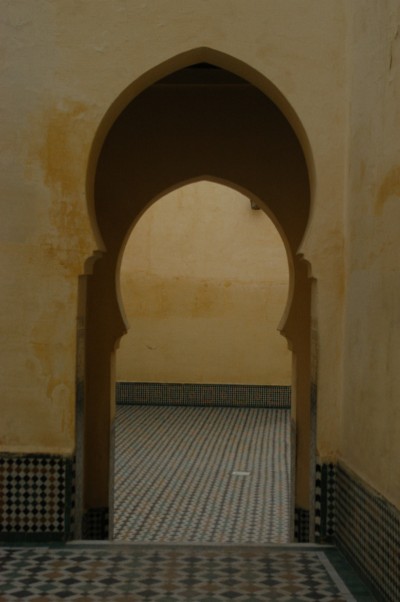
[0,545,362,600]
[0,456,71,537]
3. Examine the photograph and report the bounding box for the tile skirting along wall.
[316,460,400,601]
[335,462,400,602]
[116,382,291,409]
[294,507,309,543]
[0,454,74,542]
[297,461,336,545]
[315,462,336,543]
[82,507,109,540]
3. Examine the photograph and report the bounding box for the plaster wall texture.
[341,0,400,508]
[1,2,347,470]
[116,182,291,385]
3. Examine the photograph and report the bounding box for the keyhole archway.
[77,50,314,541]
[113,180,293,544]
[117,180,292,386]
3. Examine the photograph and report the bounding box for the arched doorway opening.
[77,56,313,542]
[113,181,292,543]
[117,181,291,387]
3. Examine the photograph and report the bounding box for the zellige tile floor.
[0,405,376,600]
[113,406,290,544]
[0,543,376,601]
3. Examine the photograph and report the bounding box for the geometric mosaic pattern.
[0,544,362,601]
[82,507,109,540]
[114,406,290,544]
[335,462,400,602]
[294,507,310,543]
[0,455,71,539]
[315,462,336,543]
[116,382,291,409]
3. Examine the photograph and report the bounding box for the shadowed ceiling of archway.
[94,63,310,258]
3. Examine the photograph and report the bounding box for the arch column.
[282,255,314,540]
[78,254,125,538]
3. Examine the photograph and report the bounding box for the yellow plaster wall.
[0,1,347,459]
[116,182,291,385]
[340,0,400,508]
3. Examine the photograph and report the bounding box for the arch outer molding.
[77,50,316,542]
[86,47,316,260]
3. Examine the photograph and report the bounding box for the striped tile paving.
[113,406,290,544]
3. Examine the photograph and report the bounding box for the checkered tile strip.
[116,382,291,408]
[315,462,336,542]
[335,462,400,602]
[294,507,310,543]
[0,455,71,537]
[82,507,109,540]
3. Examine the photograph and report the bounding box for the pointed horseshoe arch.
[76,49,316,541]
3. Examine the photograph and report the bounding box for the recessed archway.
[77,55,314,542]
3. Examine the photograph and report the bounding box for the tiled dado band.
[316,461,400,602]
[116,382,291,408]
[82,507,109,540]
[0,454,74,541]
[335,462,400,602]
[296,462,336,544]
[294,507,309,543]
[315,462,336,543]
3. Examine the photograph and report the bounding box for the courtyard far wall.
[117,182,291,386]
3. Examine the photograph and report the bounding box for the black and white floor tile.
[113,406,290,544]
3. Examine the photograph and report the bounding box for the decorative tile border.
[82,507,109,540]
[294,507,309,542]
[116,382,291,409]
[335,462,400,602]
[315,461,336,543]
[68,456,77,539]
[315,462,323,540]
[309,381,318,542]
[294,460,400,597]
[0,454,73,541]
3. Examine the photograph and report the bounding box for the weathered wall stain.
[38,100,89,198]
[26,100,96,262]
[375,165,400,215]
